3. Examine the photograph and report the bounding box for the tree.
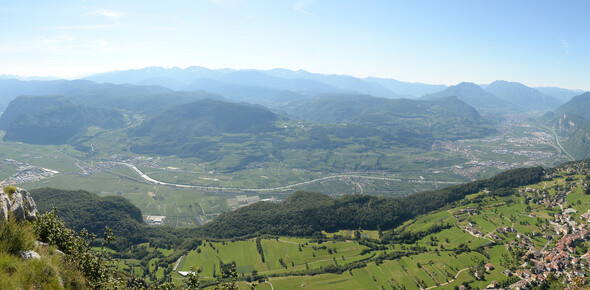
[215,263,238,290]
[185,266,200,289]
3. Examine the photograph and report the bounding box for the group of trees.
[198,166,545,239]
[28,165,546,252]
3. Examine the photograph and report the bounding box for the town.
[455,161,590,289]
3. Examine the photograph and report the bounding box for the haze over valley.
[2,1,590,289]
[0,66,585,225]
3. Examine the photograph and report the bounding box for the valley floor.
[1,116,571,228]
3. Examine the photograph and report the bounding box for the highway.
[117,162,461,192]
[546,127,575,161]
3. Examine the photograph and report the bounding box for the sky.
[1,0,589,90]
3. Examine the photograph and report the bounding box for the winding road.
[423,267,471,289]
[117,162,461,192]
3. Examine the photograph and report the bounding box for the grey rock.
[0,187,39,222]
[21,188,39,221]
[9,189,26,220]
[20,250,41,260]
[0,193,9,221]
[35,241,49,247]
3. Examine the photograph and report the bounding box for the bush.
[0,216,88,289]
[33,208,122,288]
[0,216,35,255]
[3,186,17,200]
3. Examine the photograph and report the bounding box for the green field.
[179,238,370,277]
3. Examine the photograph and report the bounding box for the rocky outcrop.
[0,187,38,221]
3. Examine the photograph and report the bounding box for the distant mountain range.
[485,80,562,110]
[420,81,564,112]
[535,87,586,103]
[80,66,589,113]
[1,66,589,161]
[0,81,224,145]
[0,67,584,115]
[421,82,509,111]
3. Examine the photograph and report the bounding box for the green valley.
[23,159,590,289]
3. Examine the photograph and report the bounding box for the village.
[0,159,59,185]
[457,162,590,289]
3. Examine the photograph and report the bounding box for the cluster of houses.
[499,220,590,288]
[454,168,590,289]
[495,190,589,288]
[490,220,589,288]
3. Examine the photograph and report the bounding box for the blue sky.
[1,0,589,89]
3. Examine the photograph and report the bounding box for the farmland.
[1,117,571,229]
[109,162,590,289]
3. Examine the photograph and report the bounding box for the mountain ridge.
[421,82,509,112]
[485,80,562,110]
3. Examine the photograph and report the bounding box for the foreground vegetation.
[0,212,114,288]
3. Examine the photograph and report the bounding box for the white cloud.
[44,24,119,30]
[557,39,569,64]
[85,9,124,19]
[294,0,316,15]
[206,0,244,8]
[0,35,118,58]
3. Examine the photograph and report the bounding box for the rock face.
[0,187,39,221]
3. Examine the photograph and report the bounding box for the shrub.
[0,216,35,255]
[33,208,122,288]
[3,186,17,200]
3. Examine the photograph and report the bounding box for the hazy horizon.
[1,0,589,90]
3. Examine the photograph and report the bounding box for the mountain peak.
[486,80,562,111]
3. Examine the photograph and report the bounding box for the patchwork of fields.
[108,167,590,289]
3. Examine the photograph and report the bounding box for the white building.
[145,215,167,226]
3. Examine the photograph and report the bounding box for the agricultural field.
[142,166,590,289]
[178,238,371,277]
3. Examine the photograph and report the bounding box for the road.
[545,127,575,161]
[424,267,471,289]
[541,236,554,252]
[117,162,461,192]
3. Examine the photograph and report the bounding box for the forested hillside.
[285,94,492,142]
[29,188,145,246]
[132,99,279,139]
[199,166,544,238]
[547,92,590,159]
[4,104,126,144]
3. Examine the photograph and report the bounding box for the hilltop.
[284,94,490,141]
[553,92,590,121]
[485,80,562,111]
[421,82,509,112]
[130,99,280,163]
